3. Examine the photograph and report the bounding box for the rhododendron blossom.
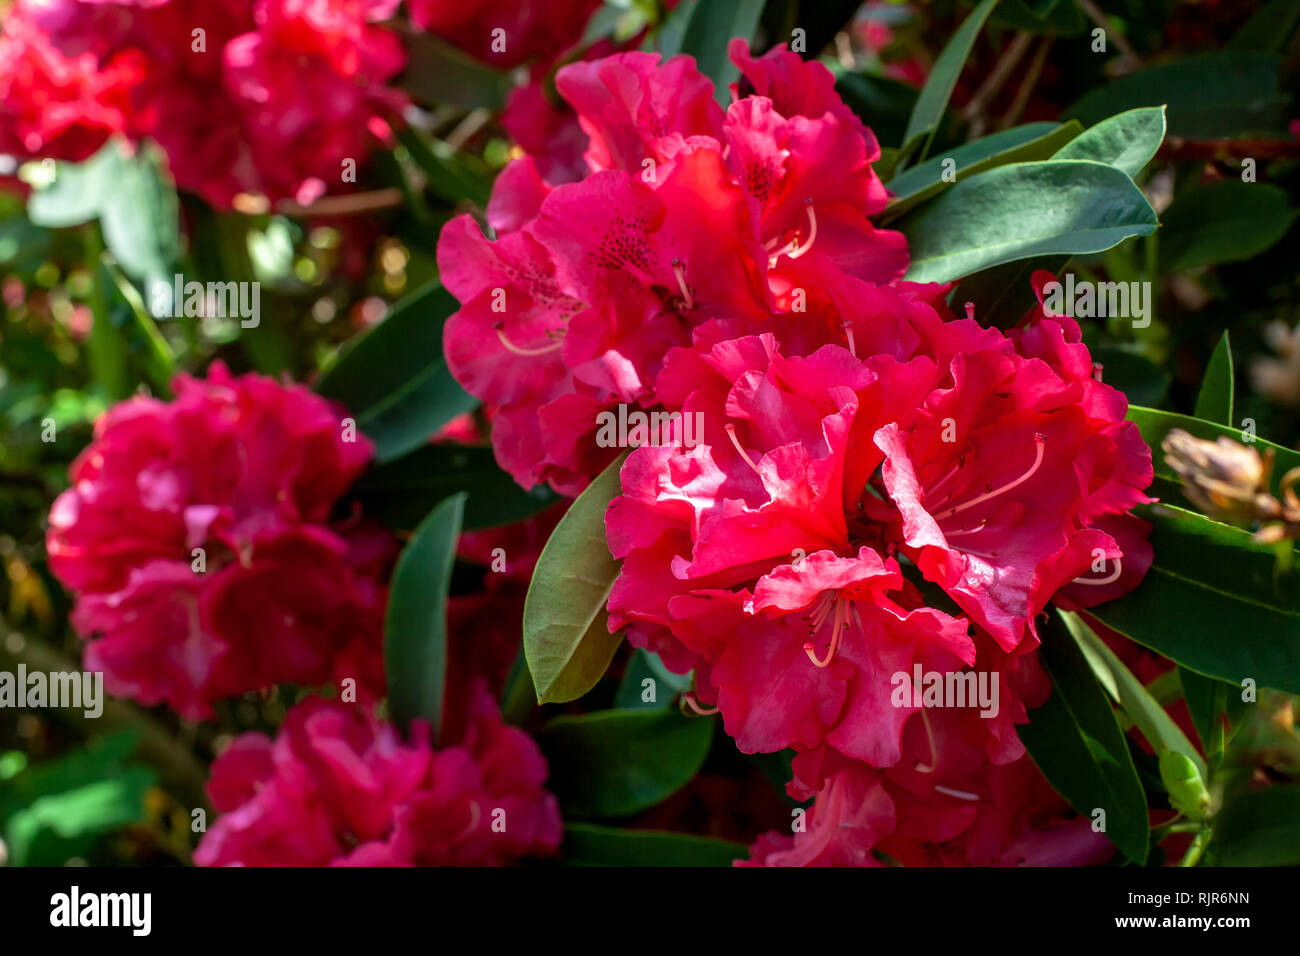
[47,363,391,718]
[195,688,562,866]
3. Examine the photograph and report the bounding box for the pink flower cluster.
[440,43,1155,865]
[195,686,562,866]
[46,363,392,719]
[3,0,407,207]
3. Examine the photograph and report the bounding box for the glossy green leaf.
[1065,51,1289,140]
[523,453,627,704]
[1018,613,1150,863]
[537,709,714,818]
[1053,107,1166,178]
[1087,504,1300,695]
[560,823,745,866]
[1194,331,1234,431]
[349,443,559,532]
[384,492,465,743]
[882,121,1080,221]
[315,281,479,462]
[898,160,1157,284]
[900,0,1000,163]
[1214,785,1300,865]
[1061,610,1207,784]
[1160,182,1297,273]
[676,0,765,105]
[614,649,691,711]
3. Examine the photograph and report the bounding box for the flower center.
[930,433,1046,523]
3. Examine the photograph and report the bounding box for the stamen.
[944,518,988,538]
[934,784,980,802]
[456,800,482,840]
[671,257,694,310]
[495,323,563,356]
[843,321,857,358]
[926,458,964,500]
[1092,362,1104,382]
[1073,557,1123,586]
[681,692,719,716]
[804,594,847,667]
[784,201,818,261]
[964,301,976,322]
[933,434,1046,521]
[913,710,938,774]
[724,423,762,475]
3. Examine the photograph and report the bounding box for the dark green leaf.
[900,0,1000,163]
[537,709,714,818]
[349,443,559,532]
[397,127,493,209]
[1087,504,1300,695]
[882,121,1080,221]
[1053,107,1166,179]
[1160,182,1297,273]
[559,823,745,866]
[1193,332,1234,427]
[898,160,1157,284]
[1064,52,1289,140]
[523,453,627,703]
[1179,668,1248,759]
[832,69,921,151]
[1018,613,1150,863]
[1092,346,1170,408]
[395,25,510,110]
[614,649,691,711]
[1230,0,1300,53]
[676,0,765,104]
[1214,784,1300,866]
[384,493,465,743]
[947,255,1069,330]
[315,281,479,462]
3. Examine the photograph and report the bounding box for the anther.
[671,257,694,310]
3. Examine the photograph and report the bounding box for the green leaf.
[523,453,627,703]
[4,770,154,867]
[1091,346,1170,408]
[614,649,691,710]
[898,160,1157,284]
[881,121,1080,222]
[832,69,921,151]
[1064,51,1289,140]
[384,493,465,743]
[26,147,115,228]
[349,443,559,532]
[1230,0,1300,53]
[1061,610,1207,785]
[1018,613,1150,863]
[1053,106,1166,179]
[676,0,765,105]
[991,0,1084,34]
[1087,503,1300,695]
[315,281,479,462]
[1160,181,1297,273]
[102,256,176,396]
[559,823,745,866]
[536,709,714,818]
[1214,784,1300,865]
[900,0,1000,164]
[395,26,511,110]
[397,127,493,209]
[1179,668,1247,759]
[1193,332,1234,427]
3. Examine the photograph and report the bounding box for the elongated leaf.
[384,493,465,743]
[1179,668,1247,759]
[882,121,1080,221]
[1062,611,1207,783]
[900,0,1000,163]
[1214,785,1300,866]
[315,281,479,462]
[523,453,627,703]
[1194,332,1234,433]
[1018,613,1150,863]
[397,127,493,208]
[349,443,559,532]
[677,0,765,104]
[1088,504,1300,695]
[537,709,714,818]
[898,160,1157,284]
[1160,182,1297,273]
[1053,107,1166,179]
[560,823,745,866]
[1065,51,1289,139]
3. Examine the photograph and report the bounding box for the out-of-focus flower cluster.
[438,42,1157,865]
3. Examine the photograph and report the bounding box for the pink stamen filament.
[913,710,938,774]
[724,423,762,474]
[783,202,818,261]
[933,434,1046,521]
[456,800,482,840]
[671,258,694,310]
[943,518,988,538]
[934,784,980,802]
[804,594,849,667]
[1073,557,1123,586]
[495,324,563,357]
[681,692,719,716]
[843,321,857,357]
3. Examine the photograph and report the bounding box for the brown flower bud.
[1162,429,1276,524]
